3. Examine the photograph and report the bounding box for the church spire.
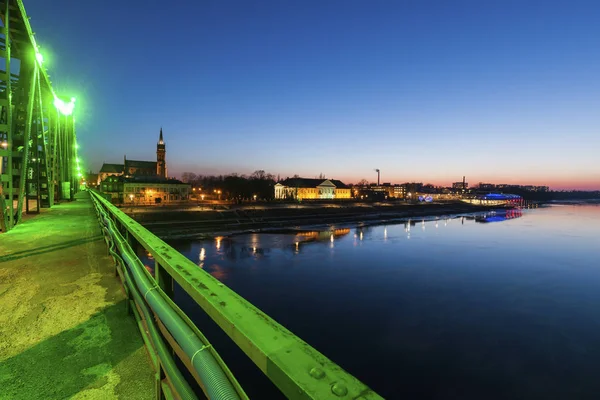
[159,127,164,144]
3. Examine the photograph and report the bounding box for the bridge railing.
[89,190,382,400]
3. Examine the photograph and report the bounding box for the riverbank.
[125,201,510,239]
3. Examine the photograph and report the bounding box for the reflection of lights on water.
[422,220,425,230]
[295,242,299,251]
[253,247,257,253]
[384,227,387,240]
[199,248,206,262]
[251,233,260,250]
[330,234,334,243]
[359,231,363,241]
[216,236,222,250]
[435,222,439,228]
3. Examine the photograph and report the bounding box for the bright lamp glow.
[54,96,76,116]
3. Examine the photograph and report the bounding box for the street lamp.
[253,194,257,201]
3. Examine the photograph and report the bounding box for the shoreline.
[128,201,517,240]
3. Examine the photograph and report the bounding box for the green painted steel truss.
[0,0,78,232]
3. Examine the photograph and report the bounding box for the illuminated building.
[274,178,351,200]
[97,129,167,184]
[393,185,406,198]
[100,175,190,204]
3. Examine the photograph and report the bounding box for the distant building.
[477,182,495,191]
[100,175,190,204]
[97,128,167,184]
[393,185,406,199]
[401,182,424,195]
[156,128,167,178]
[98,163,124,184]
[452,181,469,190]
[274,178,351,200]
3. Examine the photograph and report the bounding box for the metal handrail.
[90,190,382,400]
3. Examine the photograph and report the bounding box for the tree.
[357,179,369,186]
[181,172,197,183]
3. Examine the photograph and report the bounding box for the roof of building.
[277,178,348,188]
[99,163,124,173]
[329,179,349,189]
[125,159,157,169]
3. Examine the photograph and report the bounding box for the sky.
[26,0,600,190]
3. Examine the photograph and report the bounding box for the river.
[152,204,600,399]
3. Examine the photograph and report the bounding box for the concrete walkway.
[0,192,154,400]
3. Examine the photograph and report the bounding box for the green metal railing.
[90,190,382,399]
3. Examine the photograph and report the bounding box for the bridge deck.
[0,192,154,399]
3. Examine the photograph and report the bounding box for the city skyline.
[27,0,600,191]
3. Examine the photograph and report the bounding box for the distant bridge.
[0,0,80,232]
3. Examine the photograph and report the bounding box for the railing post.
[155,260,174,299]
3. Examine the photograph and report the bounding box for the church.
[98,128,168,184]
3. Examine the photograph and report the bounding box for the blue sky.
[27,0,600,189]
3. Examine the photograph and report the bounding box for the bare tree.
[181,172,197,183]
[357,179,369,186]
[251,170,266,180]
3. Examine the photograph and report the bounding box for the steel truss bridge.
[0,0,80,232]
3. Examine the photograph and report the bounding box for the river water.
[159,204,600,399]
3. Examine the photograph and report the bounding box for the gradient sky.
[27,0,600,189]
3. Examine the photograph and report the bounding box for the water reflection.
[475,209,523,223]
[157,205,600,399]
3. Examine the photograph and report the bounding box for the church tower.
[157,128,167,178]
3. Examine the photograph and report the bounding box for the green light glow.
[53,96,76,116]
[36,52,44,64]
